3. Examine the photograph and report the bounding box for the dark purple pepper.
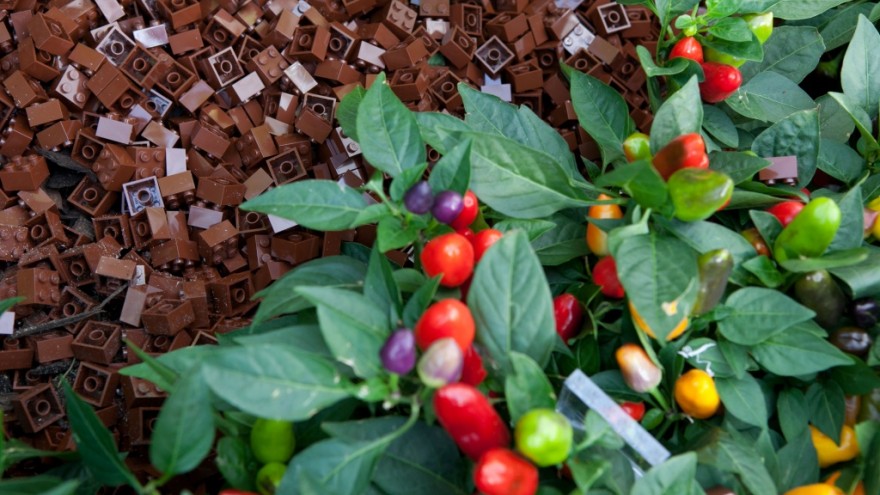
[853,298,880,329]
[432,191,464,224]
[404,181,433,215]
[830,326,873,356]
[380,329,416,374]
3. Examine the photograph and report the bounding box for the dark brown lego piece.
[13,383,64,433]
[72,321,122,365]
[142,299,196,335]
[73,362,119,408]
[0,337,34,371]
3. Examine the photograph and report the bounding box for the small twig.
[12,282,129,339]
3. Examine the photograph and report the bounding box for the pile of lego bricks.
[0,0,658,484]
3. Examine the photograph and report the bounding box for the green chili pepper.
[794,270,846,330]
[692,249,733,316]
[668,168,734,221]
[744,12,774,44]
[773,197,841,263]
[623,132,652,162]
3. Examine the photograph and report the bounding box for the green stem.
[648,387,671,412]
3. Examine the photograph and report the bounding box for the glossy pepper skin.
[774,197,842,262]
[460,344,487,386]
[420,232,474,287]
[810,425,859,468]
[623,132,653,162]
[669,37,704,63]
[784,485,845,495]
[674,369,720,419]
[794,270,846,330]
[699,62,742,103]
[629,300,689,341]
[767,200,805,228]
[615,343,662,393]
[250,419,296,464]
[668,168,734,222]
[745,12,774,44]
[414,299,475,351]
[741,228,770,257]
[514,408,573,467]
[586,194,624,256]
[692,249,733,316]
[473,448,539,495]
[553,294,583,342]
[852,298,880,329]
[704,46,745,68]
[620,402,646,421]
[593,256,625,298]
[433,383,511,460]
[825,471,865,495]
[651,133,709,181]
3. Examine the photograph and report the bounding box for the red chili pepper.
[474,448,539,495]
[699,62,742,103]
[669,37,704,63]
[434,383,510,460]
[651,133,709,181]
[592,256,625,299]
[620,401,646,422]
[459,344,487,386]
[553,294,583,343]
[766,200,805,228]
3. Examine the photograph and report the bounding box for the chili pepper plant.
[4,0,880,494]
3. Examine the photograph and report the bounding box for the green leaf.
[637,45,695,77]
[680,338,737,378]
[818,139,865,184]
[62,382,139,488]
[0,477,79,495]
[772,0,854,19]
[376,215,424,253]
[698,433,777,495]
[595,160,669,211]
[740,26,825,83]
[702,105,739,148]
[428,139,471,195]
[706,0,738,17]
[828,91,879,148]
[777,388,811,441]
[750,210,783,248]
[631,453,698,495]
[806,381,846,443]
[841,15,880,113]
[356,73,425,177]
[414,112,471,155]
[726,72,817,123]
[504,352,556,424]
[531,211,590,266]
[298,287,389,379]
[241,180,374,231]
[568,69,635,165]
[818,94,857,143]
[865,432,880,495]
[402,276,440,328]
[820,3,880,51]
[742,255,785,288]
[614,233,698,341]
[281,438,388,494]
[389,162,428,202]
[831,356,880,395]
[702,33,764,61]
[709,152,770,184]
[496,218,556,241]
[650,77,703,153]
[337,85,365,142]
[467,231,556,374]
[365,246,402,321]
[829,248,880,297]
[709,17,753,42]
[827,187,865,251]
[149,370,214,475]
[718,287,815,345]
[458,84,579,177]
[215,436,258,491]
[750,323,852,376]
[203,345,351,421]
[252,256,366,325]
[751,109,820,187]
[778,247,869,272]
[716,374,768,428]
[776,433,819,492]
[459,131,589,218]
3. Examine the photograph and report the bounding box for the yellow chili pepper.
[784,484,845,495]
[674,369,720,419]
[824,471,865,495]
[628,300,689,341]
[810,425,859,468]
[586,194,623,256]
[614,343,661,393]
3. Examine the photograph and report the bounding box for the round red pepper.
[473,448,538,495]
[553,294,583,343]
[699,62,742,103]
[433,383,510,460]
[472,228,503,263]
[669,37,703,63]
[766,200,804,228]
[652,133,709,181]
[414,299,475,351]
[420,232,474,287]
[592,256,625,299]
[450,190,479,230]
[620,401,646,422]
